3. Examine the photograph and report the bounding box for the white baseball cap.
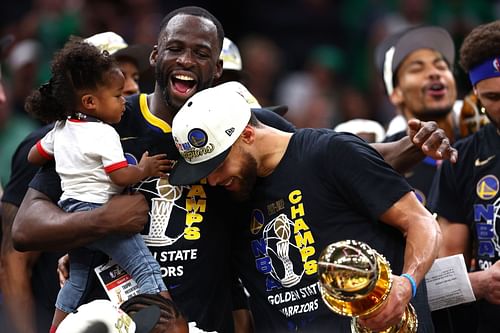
[169,83,251,185]
[220,37,242,71]
[56,299,160,333]
[84,32,151,72]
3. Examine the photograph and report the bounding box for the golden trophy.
[317,240,417,333]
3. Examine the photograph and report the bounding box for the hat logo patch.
[493,58,500,73]
[188,128,208,148]
[226,127,235,136]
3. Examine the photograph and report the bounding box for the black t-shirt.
[384,130,438,206]
[1,123,67,333]
[233,129,433,332]
[28,94,296,332]
[428,123,500,332]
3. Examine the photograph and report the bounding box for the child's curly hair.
[25,36,118,123]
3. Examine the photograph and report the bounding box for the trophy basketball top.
[317,240,393,317]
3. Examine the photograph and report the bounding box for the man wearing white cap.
[168,85,440,332]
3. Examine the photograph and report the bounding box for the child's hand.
[138,151,174,177]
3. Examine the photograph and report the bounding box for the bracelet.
[401,273,417,298]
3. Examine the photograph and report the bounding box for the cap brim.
[264,105,288,116]
[169,147,231,185]
[131,305,161,333]
[113,44,151,73]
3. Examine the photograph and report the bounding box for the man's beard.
[417,106,453,122]
[230,151,258,202]
[155,64,214,112]
[485,111,500,129]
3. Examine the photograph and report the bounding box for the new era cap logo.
[225,127,235,136]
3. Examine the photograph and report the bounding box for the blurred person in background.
[0,33,14,333]
[215,37,246,85]
[85,31,151,96]
[276,45,344,128]
[0,31,151,333]
[0,38,39,187]
[239,35,282,107]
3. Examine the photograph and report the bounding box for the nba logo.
[493,58,500,72]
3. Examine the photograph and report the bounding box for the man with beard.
[168,85,441,332]
[428,20,500,333]
[11,6,456,333]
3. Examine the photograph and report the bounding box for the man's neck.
[257,127,293,177]
[147,85,177,125]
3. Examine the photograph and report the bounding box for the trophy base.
[351,302,418,333]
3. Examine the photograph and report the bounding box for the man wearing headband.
[168,84,440,332]
[428,20,500,333]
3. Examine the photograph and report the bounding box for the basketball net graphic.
[134,177,185,246]
[263,213,303,288]
[492,197,500,254]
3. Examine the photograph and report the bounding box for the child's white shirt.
[36,119,128,203]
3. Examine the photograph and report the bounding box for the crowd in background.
[0,0,496,168]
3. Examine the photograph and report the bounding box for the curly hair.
[459,21,500,73]
[25,36,118,123]
[120,293,186,332]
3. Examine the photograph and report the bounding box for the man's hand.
[356,275,413,331]
[408,119,458,163]
[98,193,149,235]
[57,254,70,288]
[472,261,500,304]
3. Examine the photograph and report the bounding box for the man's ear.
[81,94,96,111]
[214,59,223,80]
[389,86,404,106]
[150,45,158,66]
[240,125,255,144]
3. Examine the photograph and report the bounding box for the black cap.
[264,104,288,116]
[374,26,455,95]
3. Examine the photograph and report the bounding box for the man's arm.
[438,216,500,304]
[373,119,458,173]
[12,188,149,252]
[0,202,40,333]
[358,192,441,331]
